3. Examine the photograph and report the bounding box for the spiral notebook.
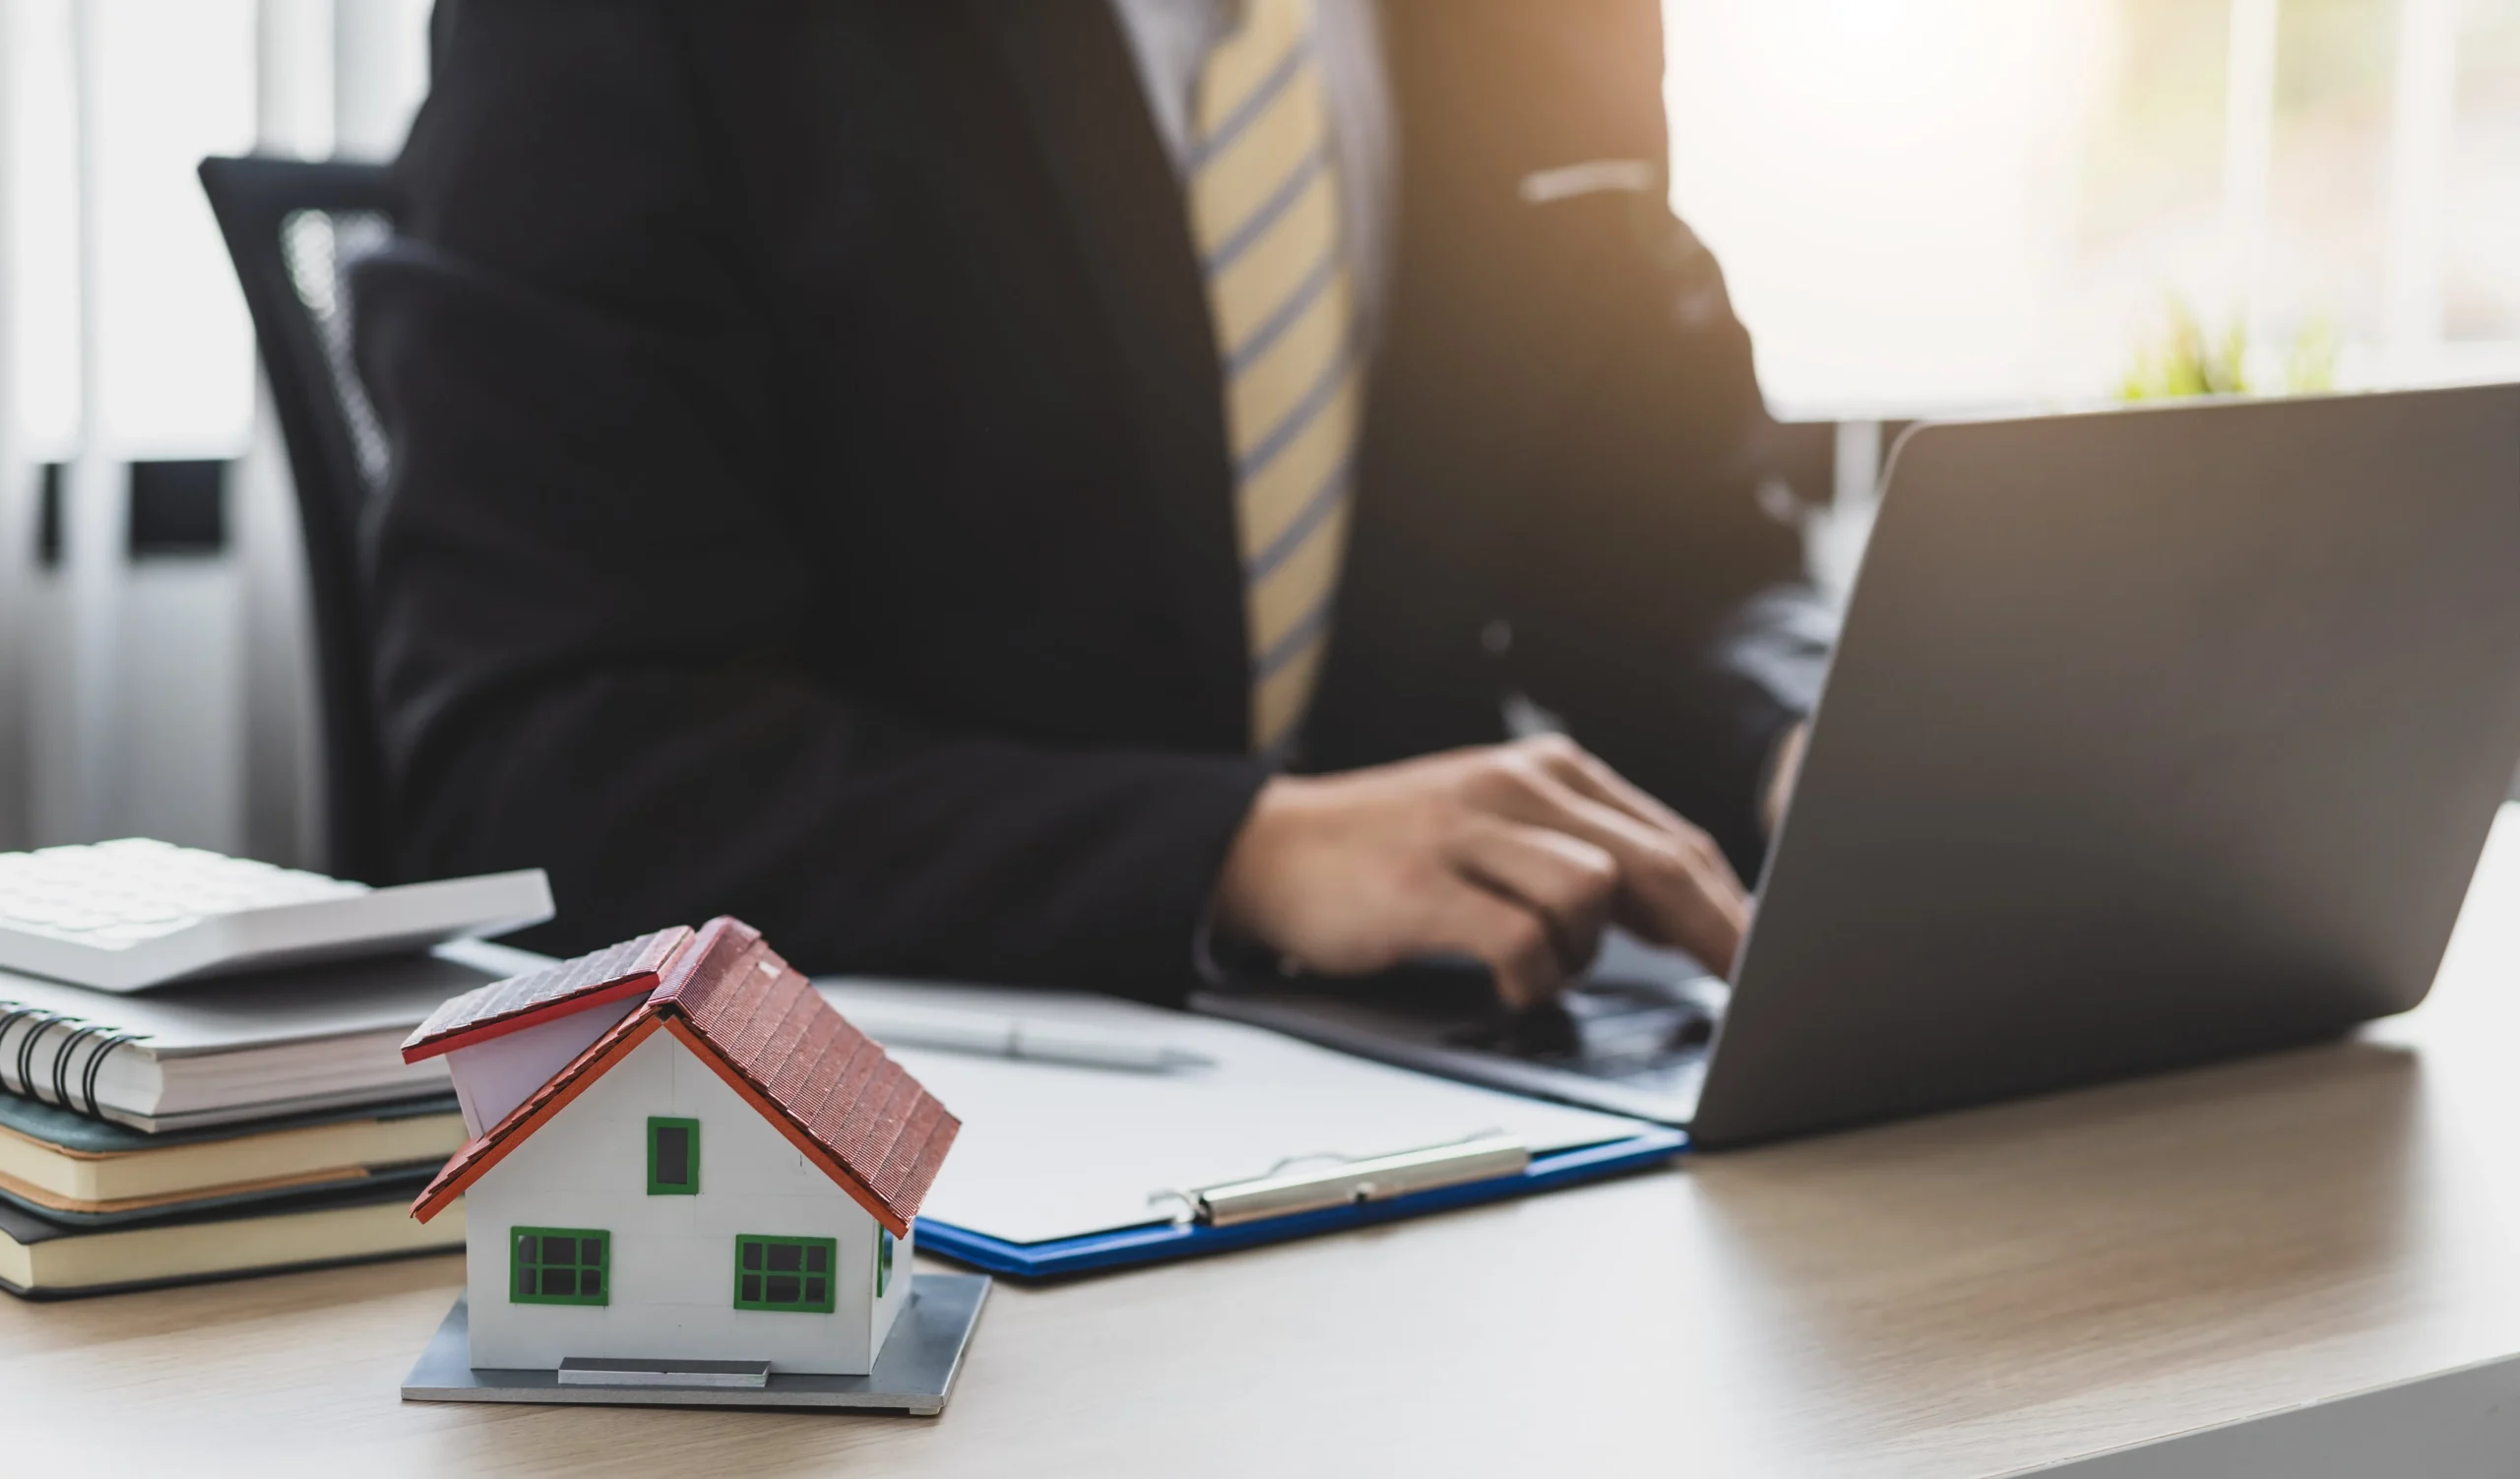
[0,939,541,1132]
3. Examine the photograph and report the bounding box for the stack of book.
[0,941,537,1297]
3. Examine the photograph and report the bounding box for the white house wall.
[453,1002,650,1138]
[445,994,642,1137]
[870,1215,912,1360]
[462,1029,893,1375]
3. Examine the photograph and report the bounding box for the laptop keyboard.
[1193,934,1725,1125]
[1442,978,1718,1078]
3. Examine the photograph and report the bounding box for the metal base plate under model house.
[400,1272,991,1415]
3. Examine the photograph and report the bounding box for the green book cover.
[0,1089,460,1155]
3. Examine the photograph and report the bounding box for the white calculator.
[0,839,554,993]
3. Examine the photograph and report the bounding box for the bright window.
[0,0,437,460]
[1663,0,2520,418]
[511,1227,609,1307]
[734,1234,837,1315]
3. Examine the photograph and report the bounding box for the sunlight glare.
[1666,0,2109,415]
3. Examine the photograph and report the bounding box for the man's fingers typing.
[1446,816,1618,976]
[1516,735,1732,874]
[1422,878,1569,1008]
[1209,741,1758,1011]
[1466,748,1750,972]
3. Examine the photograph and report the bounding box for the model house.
[403,916,960,1377]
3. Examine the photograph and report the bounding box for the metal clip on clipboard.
[1166,1133,1532,1228]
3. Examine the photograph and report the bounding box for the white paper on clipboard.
[817,978,1652,1246]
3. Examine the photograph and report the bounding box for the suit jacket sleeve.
[356,0,1266,997]
[1382,0,1836,875]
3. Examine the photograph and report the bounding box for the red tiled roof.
[400,926,691,1062]
[410,918,959,1237]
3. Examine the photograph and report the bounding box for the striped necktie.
[1188,0,1357,758]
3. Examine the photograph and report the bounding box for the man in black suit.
[356,0,1834,1005]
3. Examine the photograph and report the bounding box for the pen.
[837,999,1215,1073]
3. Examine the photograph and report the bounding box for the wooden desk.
[13,816,2520,1476]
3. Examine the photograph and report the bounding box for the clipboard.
[819,980,1690,1281]
[915,1127,1688,1278]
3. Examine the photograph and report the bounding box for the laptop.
[1199,384,2520,1148]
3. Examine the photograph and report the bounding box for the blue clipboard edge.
[914,1126,1691,1279]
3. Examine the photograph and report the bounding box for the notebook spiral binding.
[0,1002,141,1118]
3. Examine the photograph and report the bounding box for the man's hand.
[1763,721,1809,837]
[1212,736,1750,1006]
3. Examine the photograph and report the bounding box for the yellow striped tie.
[1189,0,1357,756]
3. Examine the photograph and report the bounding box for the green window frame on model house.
[512,1227,609,1305]
[733,1234,837,1314]
[647,1116,700,1194]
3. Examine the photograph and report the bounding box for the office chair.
[198,156,398,883]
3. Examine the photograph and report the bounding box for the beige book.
[0,1099,466,1215]
[0,1187,463,1296]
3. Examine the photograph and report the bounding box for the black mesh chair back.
[198,156,397,882]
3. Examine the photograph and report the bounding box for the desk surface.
[14,816,2520,1476]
